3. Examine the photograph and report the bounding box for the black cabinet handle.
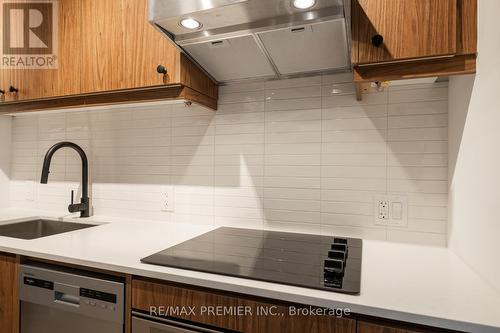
[9,86,18,93]
[157,65,168,75]
[371,34,384,47]
[0,89,5,95]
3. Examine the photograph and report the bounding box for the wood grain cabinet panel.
[80,0,126,93]
[357,319,459,333]
[0,253,19,333]
[0,0,217,111]
[351,0,477,84]
[353,0,457,64]
[81,0,182,93]
[0,0,81,101]
[132,277,356,333]
[122,0,181,89]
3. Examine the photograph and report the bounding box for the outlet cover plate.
[160,186,174,212]
[374,194,408,227]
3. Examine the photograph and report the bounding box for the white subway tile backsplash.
[322,105,387,119]
[388,100,447,116]
[388,141,448,153]
[322,83,357,96]
[322,117,387,131]
[265,109,322,122]
[322,166,386,179]
[322,72,355,84]
[8,74,449,246]
[218,90,265,104]
[388,166,448,180]
[321,190,374,203]
[322,130,387,143]
[265,154,321,166]
[388,127,448,141]
[219,82,265,94]
[388,154,448,167]
[264,176,321,189]
[265,97,321,111]
[388,114,448,129]
[322,178,386,192]
[321,201,372,216]
[217,101,265,114]
[266,143,321,155]
[264,187,321,201]
[388,87,448,103]
[322,142,387,154]
[265,76,322,89]
[265,86,321,100]
[388,179,448,194]
[323,92,387,107]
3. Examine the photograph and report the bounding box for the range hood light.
[180,18,202,30]
[292,0,316,10]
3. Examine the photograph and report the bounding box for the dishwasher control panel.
[20,264,124,324]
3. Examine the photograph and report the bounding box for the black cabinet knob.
[371,34,384,47]
[0,89,5,95]
[9,86,18,93]
[157,65,168,75]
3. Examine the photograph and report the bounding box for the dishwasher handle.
[54,282,81,307]
[55,291,80,307]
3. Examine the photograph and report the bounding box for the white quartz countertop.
[0,208,499,333]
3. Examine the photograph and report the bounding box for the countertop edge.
[0,244,497,333]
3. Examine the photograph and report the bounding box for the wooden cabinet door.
[132,278,356,333]
[0,70,10,102]
[0,253,19,333]
[0,0,81,101]
[353,0,457,64]
[81,0,181,94]
[80,0,125,93]
[122,0,180,88]
[357,320,452,333]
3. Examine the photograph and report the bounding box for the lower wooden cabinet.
[132,277,356,333]
[0,253,19,333]
[357,319,455,333]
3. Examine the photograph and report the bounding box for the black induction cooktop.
[141,227,362,294]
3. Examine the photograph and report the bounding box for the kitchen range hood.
[149,0,351,83]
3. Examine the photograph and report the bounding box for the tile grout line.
[385,86,390,241]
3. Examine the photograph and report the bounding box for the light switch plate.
[374,195,408,226]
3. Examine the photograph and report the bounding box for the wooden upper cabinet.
[80,0,126,93]
[352,0,458,64]
[0,0,81,101]
[351,0,477,84]
[0,0,217,111]
[81,0,181,93]
[121,0,181,89]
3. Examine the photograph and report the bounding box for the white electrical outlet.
[160,186,174,212]
[374,195,408,226]
[378,200,389,220]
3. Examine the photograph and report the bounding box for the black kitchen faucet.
[40,142,90,218]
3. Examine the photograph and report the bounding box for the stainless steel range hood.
[149,0,351,83]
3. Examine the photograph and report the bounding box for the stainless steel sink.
[0,219,97,240]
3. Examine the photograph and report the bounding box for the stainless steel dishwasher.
[132,312,224,333]
[20,264,124,333]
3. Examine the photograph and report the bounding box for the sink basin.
[0,219,97,240]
